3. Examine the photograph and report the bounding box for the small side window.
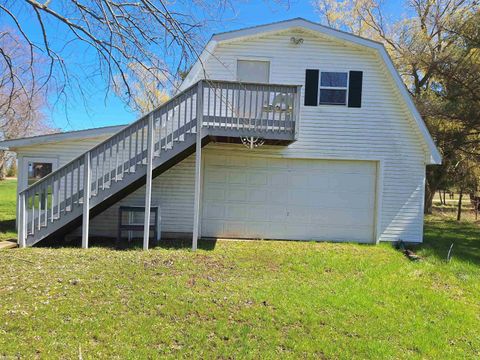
[28,162,53,186]
[319,72,348,105]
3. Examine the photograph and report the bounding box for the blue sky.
[19,0,401,131]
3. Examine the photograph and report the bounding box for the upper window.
[319,72,348,105]
[237,60,270,83]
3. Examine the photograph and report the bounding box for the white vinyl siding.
[184,29,428,242]
[14,28,428,243]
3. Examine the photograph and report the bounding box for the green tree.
[315,0,480,214]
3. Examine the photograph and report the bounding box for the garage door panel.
[224,221,246,236]
[268,206,288,221]
[208,154,227,166]
[226,188,248,202]
[205,170,228,184]
[269,172,289,187]
[228,171,247,184]
[288,190,313,206]
[204,187,225,201]
[310,208,372,226]
[289,173,312,188]
[204,202,226,219]
[248,172,268,185]
[268,189,289,204]
[316,226,373,242]
[285,206,312,223]
[247,205,268,220]
[225,204,249,219]
[202,154,376,242]
[331,175,375,193]
[248,189,267,202]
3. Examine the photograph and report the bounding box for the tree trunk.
[0,151,6,181]
[457,189,463,221]
[424,185,436,214]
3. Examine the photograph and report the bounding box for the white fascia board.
[0,124,127,150]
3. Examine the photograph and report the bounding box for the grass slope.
[0,222,478,358]
[0,180,478,358]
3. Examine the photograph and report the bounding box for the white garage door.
[202,154,377,243]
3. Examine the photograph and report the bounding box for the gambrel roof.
[181,18,442,165]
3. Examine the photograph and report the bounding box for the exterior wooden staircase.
[17,80,301,247]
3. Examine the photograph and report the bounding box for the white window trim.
[20,156,59,191]
[235,57,272,84]
[318,71,349,106]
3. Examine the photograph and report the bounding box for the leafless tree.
[0,0,234,114]
[0,27,54,179]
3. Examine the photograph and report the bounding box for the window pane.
[237,60,270,83]
[319,89,347,105]
[28,162,53,186]
[321,72,348,87]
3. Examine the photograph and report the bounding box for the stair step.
[0,241,18,250]
[23,131,198,246]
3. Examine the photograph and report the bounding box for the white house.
[0,18,441,249]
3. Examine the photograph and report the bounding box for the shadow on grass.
[0,219,15,233]
[35,236,217,251]
[417,219,480,265]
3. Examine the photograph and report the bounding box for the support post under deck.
[82,152,91,249]
[143,114,155,250]
[192,81,204,251]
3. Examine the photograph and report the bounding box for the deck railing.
[17,79,301,246]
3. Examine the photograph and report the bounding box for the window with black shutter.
[319,72,348,105]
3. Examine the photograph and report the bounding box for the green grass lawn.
[0,178,17,241]
[0,180,479,358]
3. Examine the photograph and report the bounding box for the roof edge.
[181,18,441,163]
[0,124,127,150]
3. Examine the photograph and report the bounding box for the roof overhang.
[180,18,442,165]
[0,124,127,150]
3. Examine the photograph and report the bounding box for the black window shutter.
[304,69,319,106]
[348,71,363,108]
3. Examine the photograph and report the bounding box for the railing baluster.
[227,84,231,128]
[236,87,240,130]
[134,123,139,169]
[171,103,175,146]
[18,192,26,247]
[219,86,223,128]
[31,191,35,234]
[63,168,67,213]
[95,149,100,194]
[44,182,48,227]
[57,172,61,218]
[253,85,258,130]
[51,176,55,222]
[102,144,106,190]
[249,85,253,129]
[122,132,126,177]
[206,84,210,127]
[70,165,74,209]
[182,95,186,137]
[177,98,181,141]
